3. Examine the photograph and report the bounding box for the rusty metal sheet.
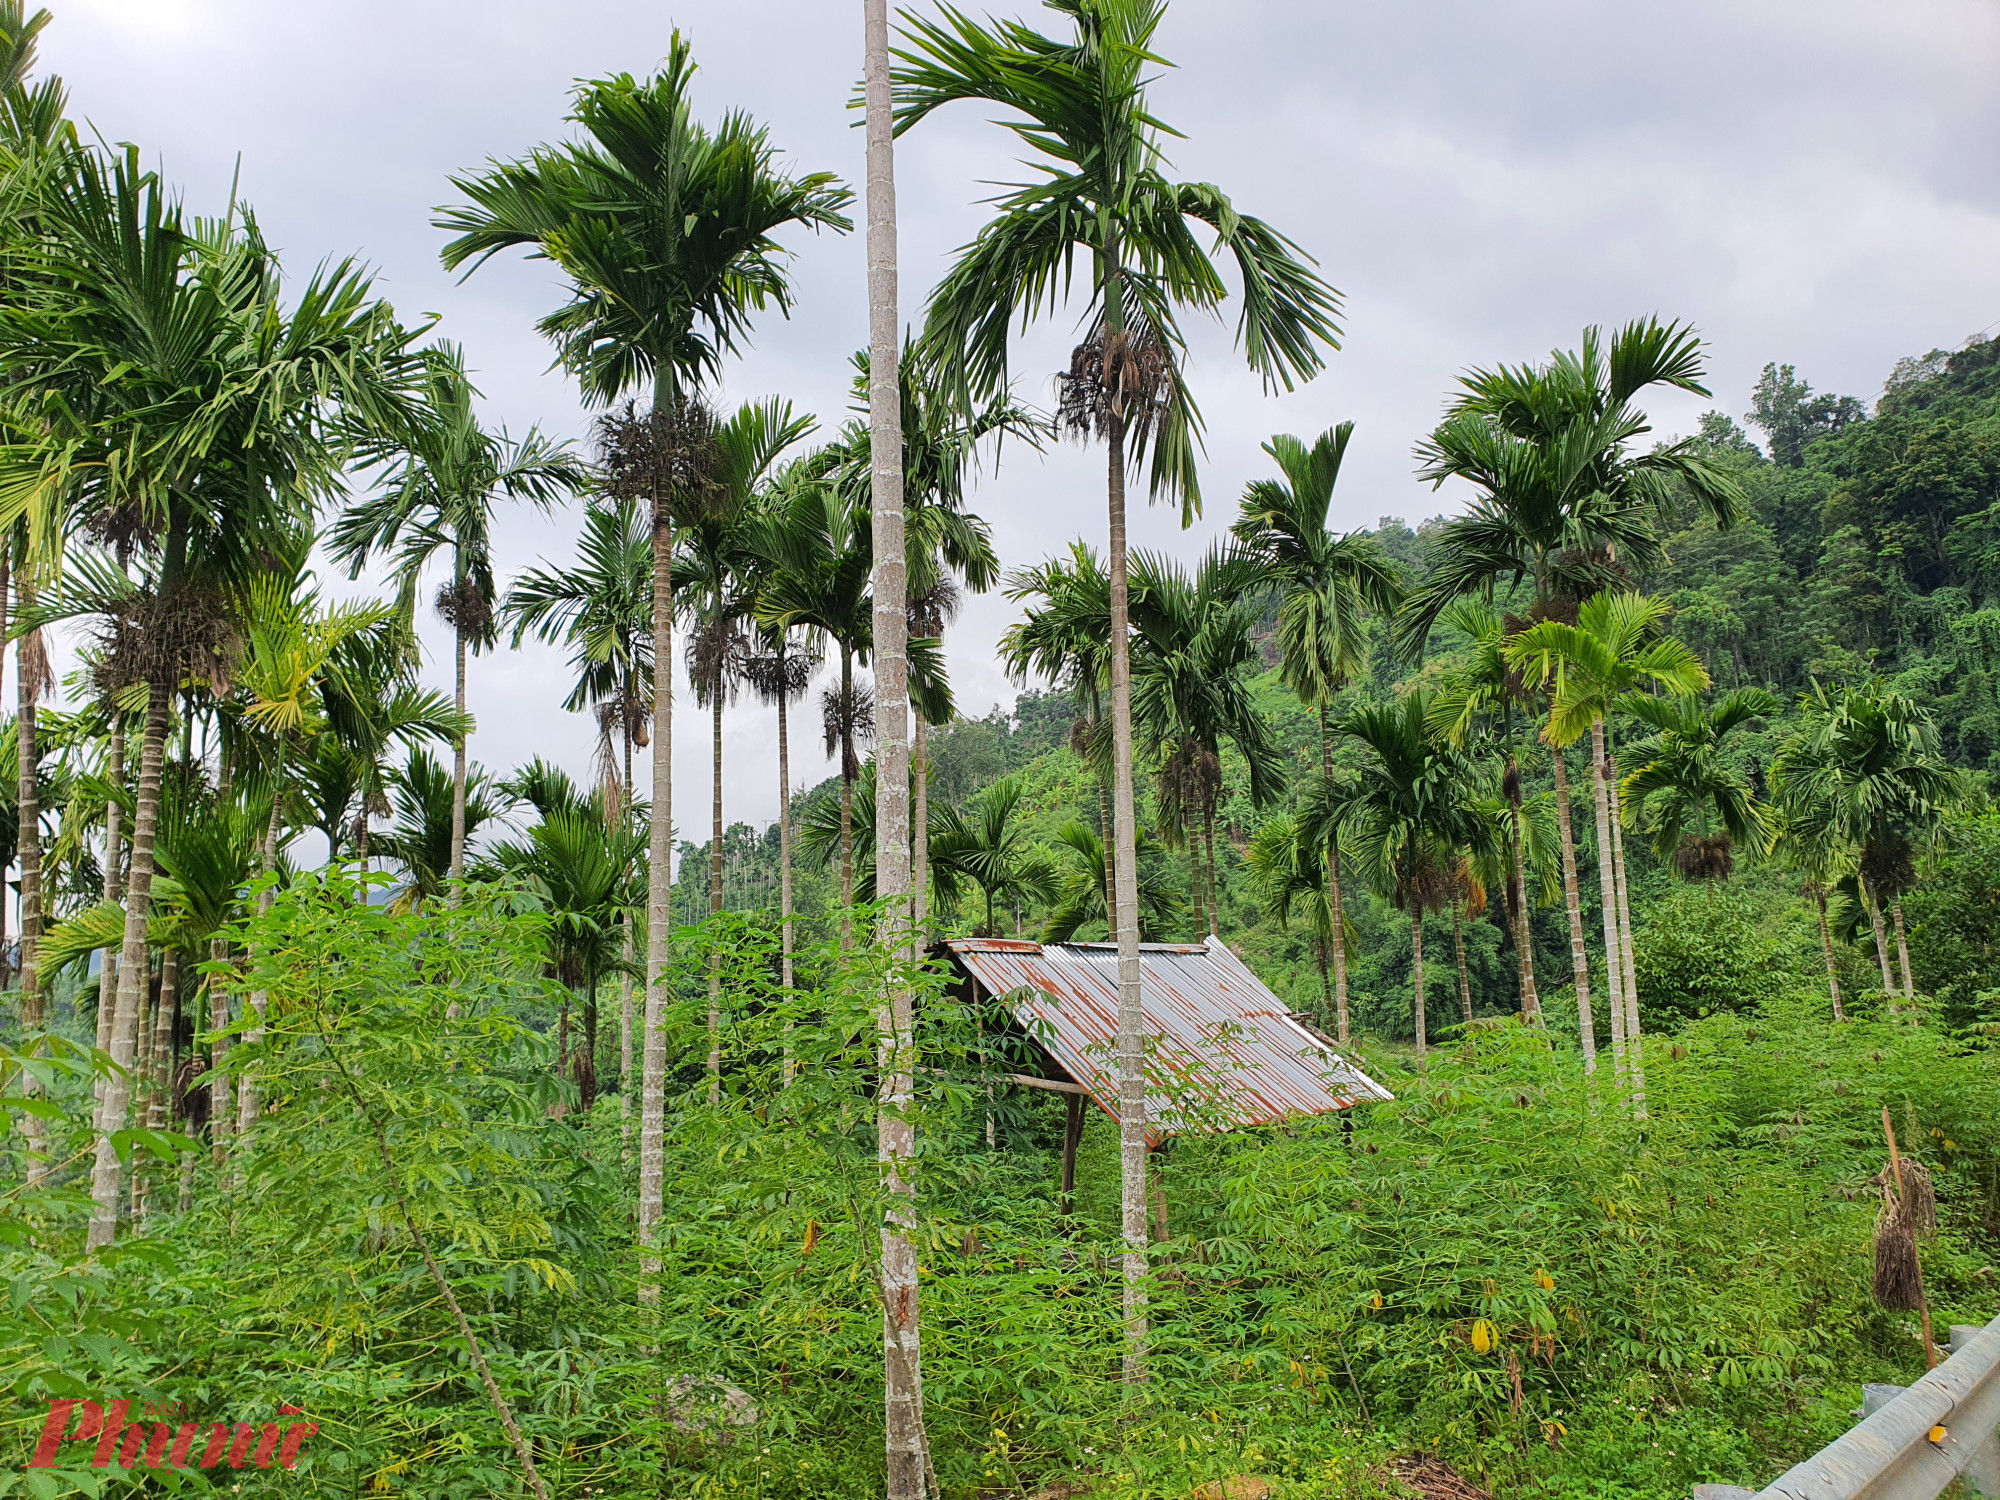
[945,936,1392,1144]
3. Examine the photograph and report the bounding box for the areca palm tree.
[1002,542,1117,924]
[504,489,654,1124]
[1041,819,1180,942]
[0,149,409,1246]
[830,342,1025,935]
[1328,691,1492,1063]
[1246,812,1348,1036]
[332,342,585,883]
[1233,422,1399,1003]
[1772,682,1963,1004]
[895,0,1343,1377]
[1507,592,1707,1102]
[438,41,852,1248]
[1619,688,1779,883]
[1426,600,1550,1024]
[676,398,812,1098]
[489,802,644,1114]
[1402,319,1745,656]
[1128,549,1282,936]
[927,774,1058,936]
[375,747,500,909]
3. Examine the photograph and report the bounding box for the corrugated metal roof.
[944,936,1392,1144]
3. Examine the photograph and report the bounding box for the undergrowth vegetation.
[6,875,1995,1498]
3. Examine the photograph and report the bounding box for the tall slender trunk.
[1549,745,1597,1072]
[1201,796,1220,938]
[620,729,634,1142]
[1186,838,1204,938]
[1605,746,1644,1118]
[1506,755,1539,1018]
[130,962,153,1220]
[208,937,232,1166]
[134,947,178,1223]
[1105,394,1150,1387]
[839,650,855,948]
[450,619,468,884]
[1860,872,1896,999]
[1453,900,1473,1025]
[640,381,674,1285]
[863,7,927,1486]
[1411,906,1427,1066]
[95,728,125,1069]
[778,672,795,1087]
[554,987,571,1118]
[1815,888,1845,1022]
[237,792,281,1145]
[1891,898,1915,1002]
[1096,772,1117,939]
[15,580,46,1184]
[1315,945,1334,1033]
[912,712,928,929]
[1588,719,1628,1092]
[1319,706,1350,1043]
[87,688,169,1249]
[583,968,598,1113]
[707,683,723,1105]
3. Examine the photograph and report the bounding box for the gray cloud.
[37,0,2000,850]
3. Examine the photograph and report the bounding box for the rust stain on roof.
[944,936,1392,1144]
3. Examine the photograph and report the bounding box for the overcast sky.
[36,0,2000,858]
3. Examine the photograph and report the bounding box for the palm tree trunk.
[1605,746,1645,1118]
[95,727,125,1067]
[1506,755,1539,1018]
[839,650,855,948]
[863,7,927,1486]
[1103,347,1151,1389]
[1860,871,1897,998]
[1549,744,1597,1072]
[87,686,169,1250]
[208,940,232,1166]
[1453,901,1473,1025]
[237,791,281,1145]
[912,711,928,929]
[15,582,46,1185]
[1411,906,1427,1066]
[1815,887,1844,1022]
[1319,706,1350,1043]
[640,384,674,1285]
[1098,765,1117,940]
[777,673,795,1088]
[130,965,153,1220]
[1892,898,1915,1002]
[450,619,468,884]
[555,987,571,1118]
[1315,944,1334,1033]
[1186,840,1204,938]
[1588,719,1628,1093]
[620,728,634,1140]
[707,685,723,1105]
[584,966,598,1113]
[1202,797,1221,939]
[135,947,178,1223]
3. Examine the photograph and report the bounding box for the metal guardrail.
[1697,1315,2000,1500]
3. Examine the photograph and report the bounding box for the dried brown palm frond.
[594,395,727,525]
[743,645,817,708]
[1861,833,1915,902]
[93,581,241,697]
[16,622,53,706]
[906,577,961,640]
[822,681,875,781]
[684,616,753,708]
[1675,834,1735,883]
[434,575,495,642]
[1873,1201,1924,1310]
[1057,315,1175,446]
[1873,1157,1937,1239]
[594,701,624,826]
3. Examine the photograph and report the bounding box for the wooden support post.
[1059,1089,1084,1217]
